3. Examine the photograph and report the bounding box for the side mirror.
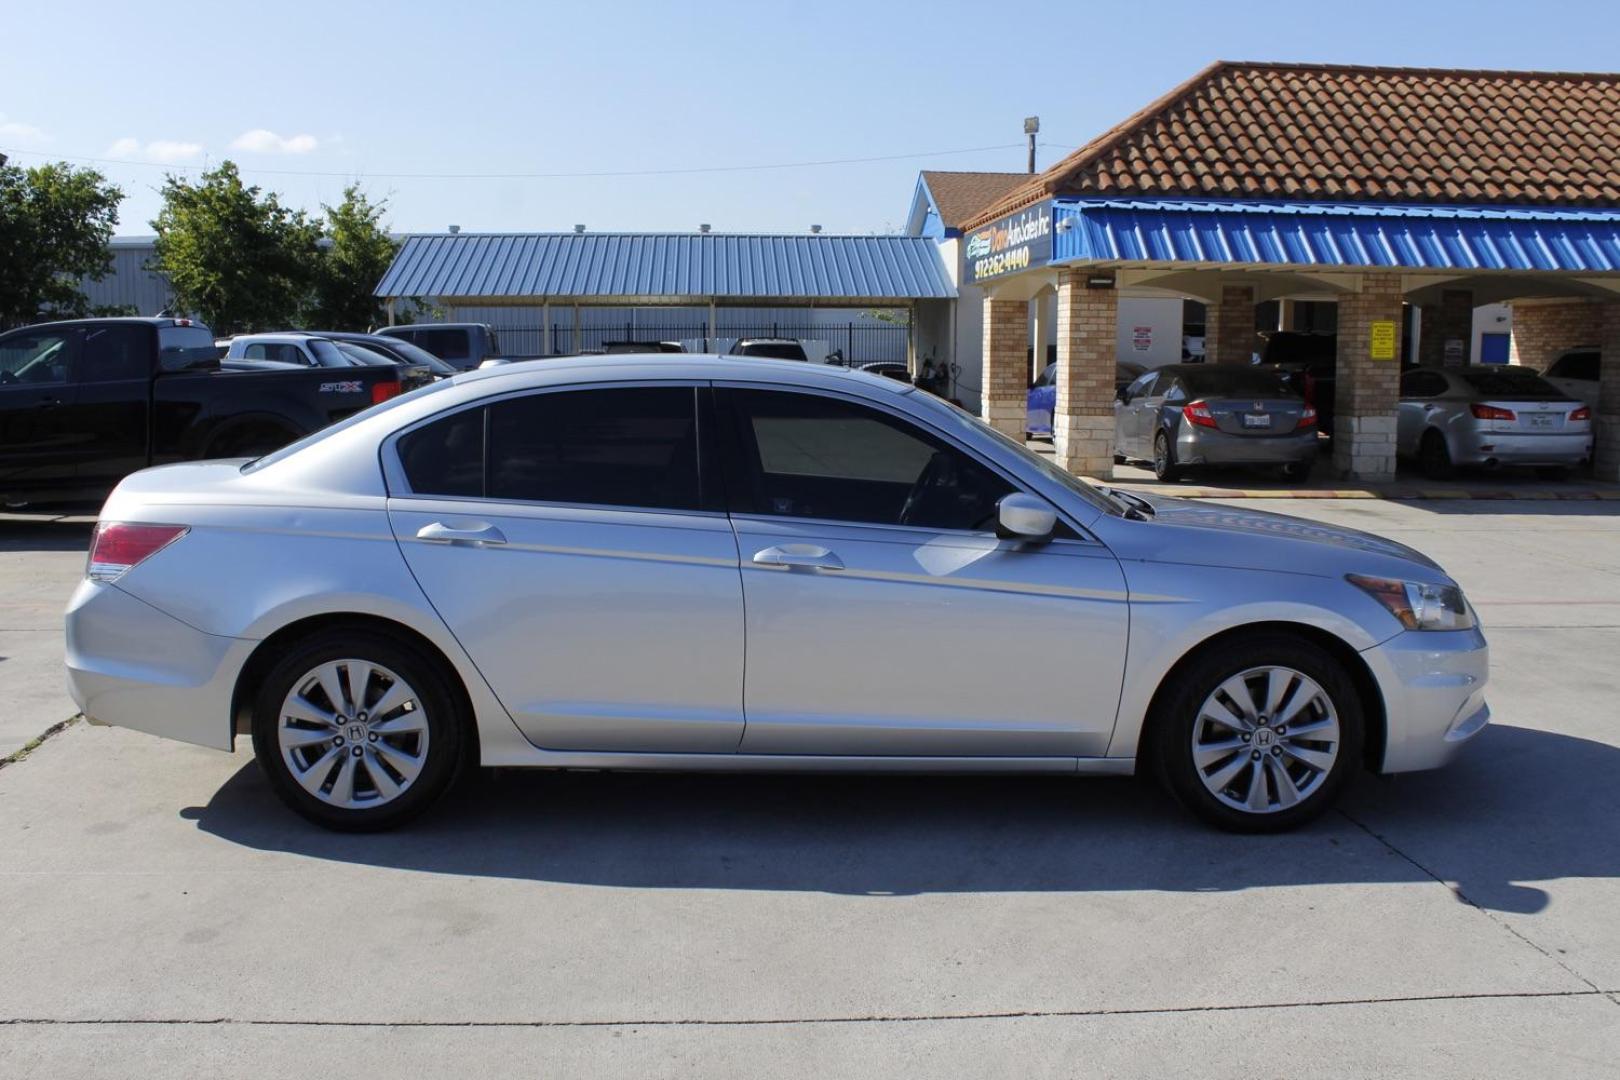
[1115,387,1130,404]
[995,492,1057,541]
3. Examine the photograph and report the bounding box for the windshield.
[241,376,460,473]
[904,390,1122,516]
[1182,367,1299,398]
[1458,367,1568,400]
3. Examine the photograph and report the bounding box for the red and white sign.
[1131,325,1153,352]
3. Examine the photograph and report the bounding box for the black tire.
[1419,430,1455,480]
[250,627,468,831]
[1150,632,1364,833]
[1278,458,1314,483]
[1152,432,1182,482]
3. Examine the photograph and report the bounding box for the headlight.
[1348,574,1475,631]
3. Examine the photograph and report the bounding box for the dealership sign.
[963,201,1053,284]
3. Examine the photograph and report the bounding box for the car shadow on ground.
[184,723,1617,913]
[0,519,95,552]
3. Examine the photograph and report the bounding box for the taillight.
[87,522,188,582]
[371,379,402,405]
[1570,405,1591,422]
[1470,403,1516,421]
[1297,404,1318,430]
[1183,400,1218,428]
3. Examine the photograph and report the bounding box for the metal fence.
[494,322,912,365]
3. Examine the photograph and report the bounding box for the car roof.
[733,337,801,344]
[230,333,327,343]
[8,316,202,332]
[452,352,915,394]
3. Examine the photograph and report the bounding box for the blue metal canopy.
[1051,198,1620,273]
[375,233,956,301]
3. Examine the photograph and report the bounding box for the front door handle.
[752,544,844,571]
[416,521,506,546]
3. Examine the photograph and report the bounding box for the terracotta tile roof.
[966,61,1620,228]
[918,171,1032,229]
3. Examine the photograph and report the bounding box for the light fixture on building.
[699,223,711,233]
[1085,273,1116,290]
[573,224,586,234]
[448,224,461,234]
[810,224,822,234]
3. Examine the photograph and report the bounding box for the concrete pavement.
[1,500,1617,1077]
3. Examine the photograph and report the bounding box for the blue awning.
[1051,198,1620,273]
[375,233,956,301]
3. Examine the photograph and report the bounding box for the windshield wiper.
[1101,486,1156,520]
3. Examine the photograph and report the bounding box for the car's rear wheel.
[1152,432,1182,482]
[1151,634,1363,832]
[250,628,467,831]
[1419,430,1455,480]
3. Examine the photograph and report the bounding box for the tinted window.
[244,342,305,365]
[367,337,455,374]
[738,342,808,361]
[1182,367,1299,398]
[157,325,219,371]
[1548,351,1598,382]
[308,339,353,367]
[418,329,471,361]
[1401,370,1449,398]
[336,343,395,367]
[78,324,149,382]
[398,407,485,498]
[1125,372,1156,399]
[1457,367,1566,400]
[0,330,74,384]
[1161,376,1187,403]
[726,389,1014,531]
[488,387,699,510]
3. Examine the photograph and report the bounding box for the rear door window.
[77,324,150,382]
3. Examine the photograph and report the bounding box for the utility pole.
[1024,116,1040,173]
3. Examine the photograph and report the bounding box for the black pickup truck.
[0,317,408,506]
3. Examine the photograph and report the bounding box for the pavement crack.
[2,989,1615,1030]
[1338,808,1618,1006]
[0,715,79,773]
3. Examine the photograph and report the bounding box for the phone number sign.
[963,202,1053,285]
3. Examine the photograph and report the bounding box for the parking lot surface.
[2,499,1618,1077]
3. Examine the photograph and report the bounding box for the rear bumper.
[1452,429,1591,467]
[64,580,251,751]
[1177,426,1319,466]
[1361,626,1490,773]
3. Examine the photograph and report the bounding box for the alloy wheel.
[1190,665,1340,814]
[277,659,430,809]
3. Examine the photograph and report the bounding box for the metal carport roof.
[375,233,957,301]
[1051,198,1620,272]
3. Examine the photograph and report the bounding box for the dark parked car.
[0,318,407,506]
[1258,331,1337,434]
[1025,360,1147,437]
[1115,364,1319,482]
[376,323,529,371]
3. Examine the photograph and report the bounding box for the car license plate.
[1243,413,1271,429]
[1526,412,1556,429]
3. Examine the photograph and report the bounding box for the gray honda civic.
[1115,364,1320,481]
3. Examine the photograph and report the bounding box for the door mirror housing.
[1115,387,1130,404]
[995,492,1057,541]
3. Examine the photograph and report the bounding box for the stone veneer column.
[980,296,1029,439]
[1332,272,1405,481]
[1053,269,1118,479]
[1204,284,1257,364]
[1595,302,1620,482]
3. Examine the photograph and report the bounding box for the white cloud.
[229,128,319,154]
[104,137,204,163]
[0,113,49,143]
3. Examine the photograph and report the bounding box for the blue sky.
[4,0,1618,237]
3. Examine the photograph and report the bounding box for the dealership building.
[918,61,1620,481]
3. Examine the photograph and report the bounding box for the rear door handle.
[752,544,844,571]
[416,521,506,546]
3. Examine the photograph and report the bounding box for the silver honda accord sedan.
[65,356,1489,832]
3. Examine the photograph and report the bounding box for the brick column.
[1203,284,1256,364]
[1595,302,1620,482]
[1509,300,1602,368]
[1417,289,1473,368]
[1332,272,1405,481]
[981,297,1029,438]
[1053,269,1117,478]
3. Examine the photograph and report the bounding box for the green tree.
[307,185,398,330]
[151,161,320,335]
[0,154,124,327]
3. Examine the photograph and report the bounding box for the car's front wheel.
[1151,633,1364,832]
[250,627,468,831]
[1152,432,1182,482]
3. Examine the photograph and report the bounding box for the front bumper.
[1451,428,1591,467]
[1360,626,1490,773]
[1177,426,1319,467]
[65,579,252,751]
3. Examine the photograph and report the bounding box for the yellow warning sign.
[1369,320,1398,361]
